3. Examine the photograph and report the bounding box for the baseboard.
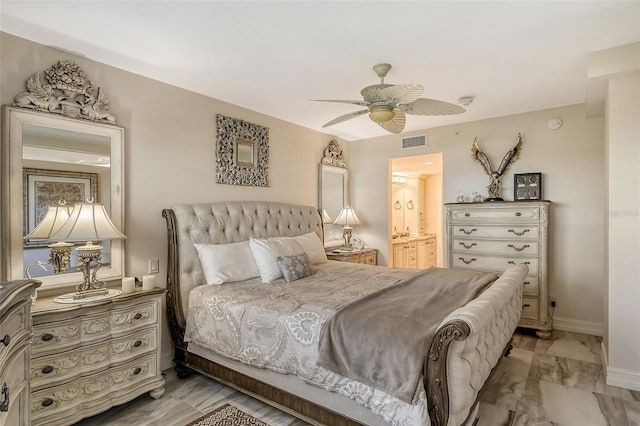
[605,366,640,391]
[552,316,603,336]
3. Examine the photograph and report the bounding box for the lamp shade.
[49,203,126,241]
[322,209,333,224]
[333,207,362,227]
[24,205,73,240]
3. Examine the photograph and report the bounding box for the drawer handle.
[458,257,476,265]
[0,383,8,412]
[459,242,477,249]
[42,365,54,374]
[515,212,522,217]
[522,303,531,308]
[508,261,531,265]
[508,244,530,252]
[508,229,530,236]
[133,340,142,347]
[1,335,10,347]
[459,228,477,235]
[133,367,142,375]
[133,313,143,320]
[523,281,531,285]
[41,333,54,341]
[42,398,54,407]
[464,212,471,217]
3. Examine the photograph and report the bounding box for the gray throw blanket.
[316,267,498,404]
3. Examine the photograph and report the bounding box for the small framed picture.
[514,173,542,201]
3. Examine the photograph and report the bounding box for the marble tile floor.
[74,328,639,426]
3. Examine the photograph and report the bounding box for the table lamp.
[49,201,126,299]
[24,200,74,274]
[333,206,361,251]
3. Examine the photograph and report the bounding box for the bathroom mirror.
[1,106,125,290]
[318,164,348,246]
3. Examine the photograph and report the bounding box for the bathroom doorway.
[389,153,443,268]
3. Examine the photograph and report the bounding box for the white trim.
[552,316,603,336]
[605,366,640,391]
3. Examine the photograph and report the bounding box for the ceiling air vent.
[401,135,427,149]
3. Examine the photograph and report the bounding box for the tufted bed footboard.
[426,264,527,425]
[163,201,527,426]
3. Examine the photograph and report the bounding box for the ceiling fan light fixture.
[369,106,395,123]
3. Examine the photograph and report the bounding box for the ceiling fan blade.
[312,99,370,107]
[322,109,369,127]
[378,84,423,105]
[379,110,406,134]
[400,98,466,115]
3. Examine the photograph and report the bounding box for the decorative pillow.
[194,241,259,285]
[277,253,315,283]
[249,237,304,283]
[293,231,327,264]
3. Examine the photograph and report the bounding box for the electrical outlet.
[550,298,557,308]
[149,258,159,274]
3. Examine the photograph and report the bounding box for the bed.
[162,201,528,426]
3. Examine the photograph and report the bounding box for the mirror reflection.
[22,125,112,278]
[318,164,348,247]
[1,106,125,289]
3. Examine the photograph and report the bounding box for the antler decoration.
[472,133,522,201]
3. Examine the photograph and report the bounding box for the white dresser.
[30,287,165,425]
[0,279,40,426]
[444,201,551,338]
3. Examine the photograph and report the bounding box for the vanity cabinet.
[444,201,551,338]
[30,288,165,425]
[0,280,40,426]
[393,242,416,269]
[417,238,437,269]
[392,236,436,269]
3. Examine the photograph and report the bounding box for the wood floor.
[73,328,640,426]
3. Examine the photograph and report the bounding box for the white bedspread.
[184,261,432,425]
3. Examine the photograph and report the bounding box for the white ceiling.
[1,1,639,141]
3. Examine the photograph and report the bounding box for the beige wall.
[348,104,606,334]
[1,32,335,369]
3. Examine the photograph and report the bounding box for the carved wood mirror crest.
[13,60,117,124]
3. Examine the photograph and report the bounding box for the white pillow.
[293,231,327,264]
[249,237,303,283]
[194,241,259,285]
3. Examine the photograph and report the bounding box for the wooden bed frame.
[162,202,523,426]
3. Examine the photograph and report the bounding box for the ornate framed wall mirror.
[1,106,125,291]
[319,164,348,222]
[318,140,349,247]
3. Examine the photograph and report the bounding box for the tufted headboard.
[162,201,323,341]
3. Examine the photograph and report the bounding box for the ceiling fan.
[313,63,466,134]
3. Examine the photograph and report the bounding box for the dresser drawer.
[110,326,158,364]
[33,318,81,356]
[522,276,540,296]
[452,254,538,273]
[452,225,540,240]
[0,345,29,413]
[453,239,539,256]
[450,206,541,222]
[0,300,30,368]
[31,353,158,424]
[110,301,158,335]
[31,341,110,389]
[110,352,158,391]
[364,253,377,265]
[521,297,539,320]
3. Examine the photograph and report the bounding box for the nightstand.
[326,248,377,265]
[29,286,165,425]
